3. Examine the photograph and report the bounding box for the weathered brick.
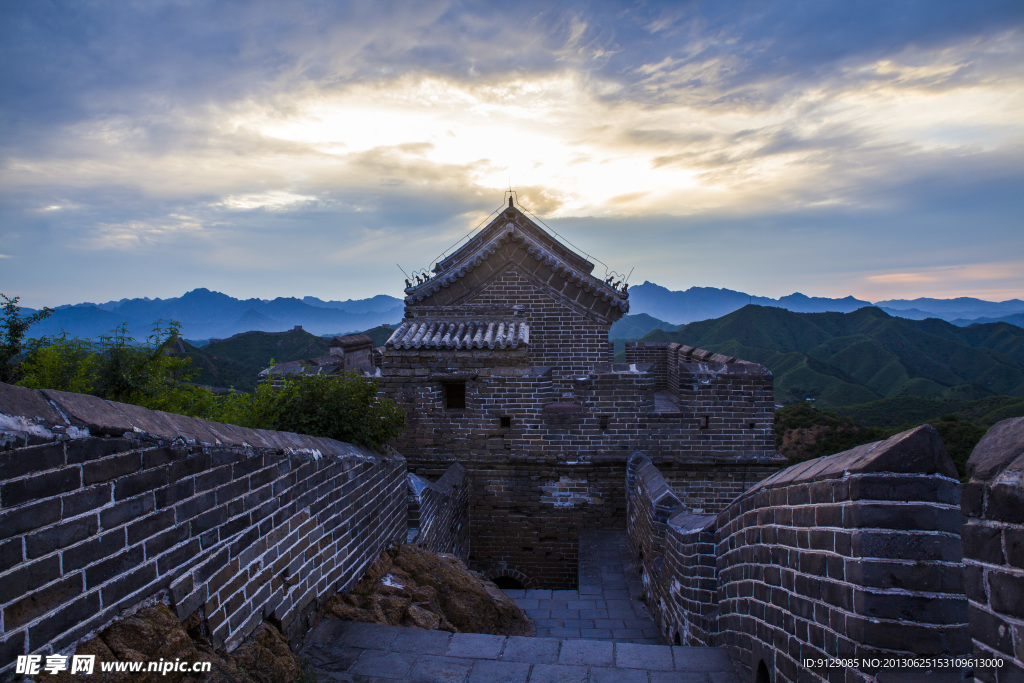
[3,574,83,629]
[85,544,144,588]
[0,555,61,605]
[27,591,101,652]
[142,446,176,469]
[0,629,26,668]
[1006,528,1024,570]
[0,537,23,573]
[0,442,64,479]
[174,490,216,523]
[1,467,80,507]
[962,522,1005,565]
[969,605,1016,657]
[156,538,201,576]
[25,515,98,559]
[126,509,176,545]
[62,483,112,517]
[155,477,195,508]
[988,569,1024,619]
[100,494,155,530]
[145,524,190,559]
[62,528,126,573]
[100,562,157,608]
[65,438,135,464]
[113,467,168,500]
[987,482,1024,524]
[82,451,142,485]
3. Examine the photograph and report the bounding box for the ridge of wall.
[0,383,408,677]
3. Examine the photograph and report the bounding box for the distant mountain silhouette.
[627,282,1024,327]
[26,288,405,340]
[24,283,1024,342]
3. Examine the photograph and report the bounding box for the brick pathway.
[504,530,662,643]
[301,621,741,682]
[300,531,741,681]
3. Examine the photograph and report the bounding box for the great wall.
[2,199,1022,682]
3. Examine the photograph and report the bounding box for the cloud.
[0,0,1021,306]
[865,272,939,285]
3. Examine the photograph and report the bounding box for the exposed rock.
[231,625,301,683]
[51,603,304,683]
[323,544,534,637]
[101,603,200,672]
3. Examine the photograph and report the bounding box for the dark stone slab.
[844,425,957,479]
[967,417,1024,482]
[0,383,64,426]
[39,389,132,436]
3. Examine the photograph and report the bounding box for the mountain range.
[626,282,1024,327]
[24,288,405,341]
[641,305,1024,407]
[20,283,1024,342]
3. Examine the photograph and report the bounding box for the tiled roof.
[331,333,373,348]
[386,321,529,350]
[405,216,628,313]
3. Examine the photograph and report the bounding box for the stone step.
[302,620,741,682]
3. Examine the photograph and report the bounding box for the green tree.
[272,372,404,450]
[211,382,285,429]
[18,333,99,394]
[11,316,404,451]
[1,293,53,383]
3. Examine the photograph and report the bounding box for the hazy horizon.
[2,1,1022,309]
[24,281,1024,313]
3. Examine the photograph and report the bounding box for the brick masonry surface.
[0,382,409,677]
[630,425,975,683]
[408,462,469,560]
[960,417,1024,683]
[382,203,784,589]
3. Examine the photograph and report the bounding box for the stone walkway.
[504,530,662,643]
[301,531,741,681]
[301,621,740,682]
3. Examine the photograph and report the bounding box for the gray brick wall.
[628,425,971,683]
[961,417,1024,682]
[627,452,718,647]
[0,383,407,675]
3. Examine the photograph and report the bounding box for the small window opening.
[500,416,512,429]
[599,415,610,431]
[700,415,710,429]
[493,576,525,590]
[442,381,466,410]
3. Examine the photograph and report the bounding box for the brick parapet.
[961,417,1024,682]
[627,452,718,647]
[715,425,969,683]
[0,383,407,676]
[408,463,469,561]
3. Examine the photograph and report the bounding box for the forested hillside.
[641,305,1024,406]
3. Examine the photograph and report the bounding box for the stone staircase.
[301,621,740,682]
[300,531,740,682]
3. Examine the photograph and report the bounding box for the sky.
[1,0,1022,309]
